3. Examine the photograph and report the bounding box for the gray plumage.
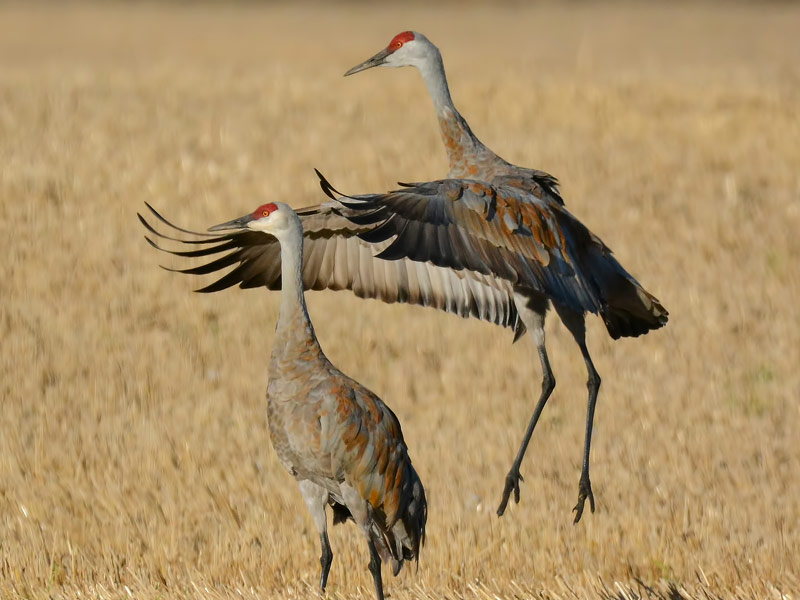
[345,31,668,522]
[151,201,427,600]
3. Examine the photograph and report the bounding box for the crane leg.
[298,480,333,591]
[319,531,333,592]
[340,483,386,600]
[554,304,600,524]
[367,538,385,600]
[498,294,554,516]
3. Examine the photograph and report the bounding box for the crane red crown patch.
[388,31,415,52]
[253,202,278,218]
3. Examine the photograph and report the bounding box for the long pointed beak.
[344,48,390,76]
[208,213,254,232]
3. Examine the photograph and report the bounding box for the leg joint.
[368,554,380,572]
[542,371,556,395]
[587,370,601,391]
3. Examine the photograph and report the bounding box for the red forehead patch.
[387,31,415,52]
[252,202,278,218]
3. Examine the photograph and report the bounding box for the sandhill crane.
[345,32,668,522]
[151,201,427,600]
[318,165,668,522]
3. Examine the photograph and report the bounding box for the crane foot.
[572,475,595,524]
[496,465,524,517]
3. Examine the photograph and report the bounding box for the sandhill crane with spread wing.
[345,31,668,521]
[146,201,426,600]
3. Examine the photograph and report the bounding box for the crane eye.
[395,41,402,48]
[253,202,278,219]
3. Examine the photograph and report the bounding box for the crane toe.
[572,476,595,524]
[496,465,524,517]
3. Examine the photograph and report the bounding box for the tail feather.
[601,279,668,339]
[585,243,668,339]
[393,473,427,564]
[371,461,427,576]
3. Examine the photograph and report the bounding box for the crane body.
[153,202,427,600]
[345,31,668,521]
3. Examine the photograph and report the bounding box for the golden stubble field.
[1,3,799,599]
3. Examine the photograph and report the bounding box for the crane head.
[344,31,431,76]
[208,202,299,237]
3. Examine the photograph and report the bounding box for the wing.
[326,382,409,526]
[324,378,425,568]
[321,174,604,316]
[139,201,523,334]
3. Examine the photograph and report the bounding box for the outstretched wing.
[139,201,523,334]
[320,173,605,317]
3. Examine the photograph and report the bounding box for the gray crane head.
[344,31,435,76]
[208,201,299,239]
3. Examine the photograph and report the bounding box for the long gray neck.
[270,218,321,368]
[417,45,492,176]
[418,45,456,115]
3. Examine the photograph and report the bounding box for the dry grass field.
[1,2,799,598]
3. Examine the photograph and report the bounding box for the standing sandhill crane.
[345,32,668,522]
[157,201,427,600]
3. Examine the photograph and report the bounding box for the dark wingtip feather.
[139,212,163,239]
[144,202,215,238]
[139,206,225,245]
[316,168,344,201]
[137,212,151,231]
[337,196,378,211]
[343,206,390,226]
[195,279,236,294]
[358,216,400,245]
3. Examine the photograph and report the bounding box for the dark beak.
[208,213,254,232]
[344,48,390,76]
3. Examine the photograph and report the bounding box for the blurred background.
[1,2,798,599]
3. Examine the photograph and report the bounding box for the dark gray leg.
[298,480,333,590]
[339,483,385,600]
[319,531,333,591]
[498,328,555,514]
[367,539,384,600]
[498,295,555,516]
[554,304,600,524]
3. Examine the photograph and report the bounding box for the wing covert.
[331,177,605,316]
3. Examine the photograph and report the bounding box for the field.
[1,2,799,598]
